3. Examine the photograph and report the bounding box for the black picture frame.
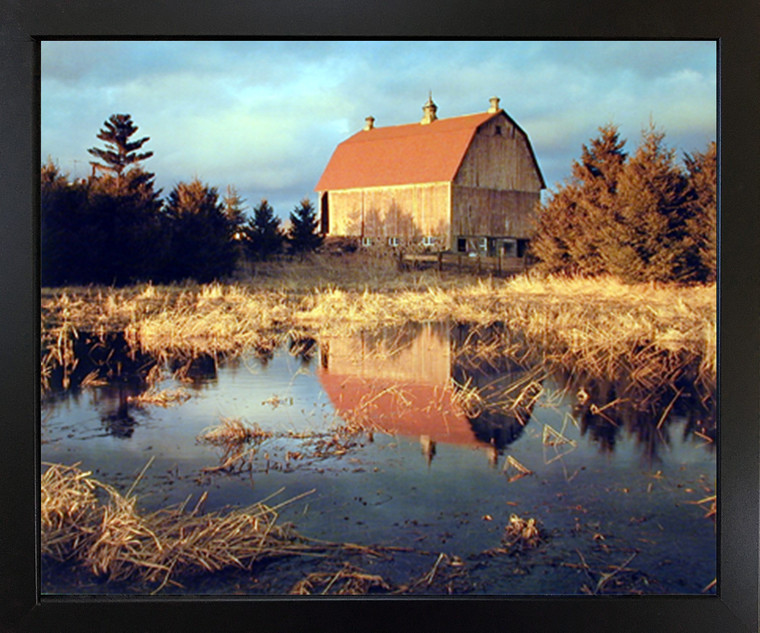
[2,1,758,632]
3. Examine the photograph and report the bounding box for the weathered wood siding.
[326,183,451,245]
[450,187,539,239]
[321,323,451,385]
[453,115,542,192]
[449,114,542,241]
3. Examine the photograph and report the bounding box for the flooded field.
[41,322,716,596]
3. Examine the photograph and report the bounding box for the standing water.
[41,322,716,595]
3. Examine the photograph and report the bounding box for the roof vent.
[364,116,375,131]
[421,93,438,125]
[488,97,501,113]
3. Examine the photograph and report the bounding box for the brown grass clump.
[502,514,543,550]
[198,418,273,446]
[41,463,100,562]
[197,418,274,473]
[41,462,320,592]
[290,563,391,595]
[127,388,191,408]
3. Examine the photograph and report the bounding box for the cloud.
[41,40,716,215]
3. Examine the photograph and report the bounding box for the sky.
[41,40,717,218]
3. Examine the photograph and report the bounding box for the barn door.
[320,193,329,234]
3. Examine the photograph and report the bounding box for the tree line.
[41,114,322,286]
[530,124,716,283]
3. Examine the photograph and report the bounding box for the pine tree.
[164,179,237,282]
[684,142,717,282]
[288,198,323,255]
[222,185,247,235]
[565,125,627,275]
[606,125,692,282]
[245,199,284,261]
[530,184,580,274]
[531,123,712,283]
[88,114,154,190]
[40,161,88,285]
[531,125,627,275]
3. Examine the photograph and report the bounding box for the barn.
[314,96,545,256]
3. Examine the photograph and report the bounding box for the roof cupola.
[488,97,501,113]
[420,93,438,125]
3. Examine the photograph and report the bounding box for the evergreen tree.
[531,125,627,275]
[40,161,89,285]
[222,185,248,265]
[530,184,580,274]
[245,199,284,260]
[88,114,154,190]
[164,179,237,282]
[684,142,717,282]
[288,198,323,255]
[564,125,627,275]
[85,166,164,284]
[605,126,692,282]
[222,185,247,235]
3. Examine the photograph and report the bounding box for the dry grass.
[198,418,273,446]
[41,462,328,591]
[290,563,391,595]
[41,260,716,393]
[502,514,543,550]
[127,388,190,408]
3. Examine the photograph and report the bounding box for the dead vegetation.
[198,418,272,446]
[289,563,391,595]
[478,514,545,558]
[127,388,191,408]
[41,268,715,396]
[41,462,328,592]
[41,462,480,595]
[502,514,543,550]
[194,415,372,476]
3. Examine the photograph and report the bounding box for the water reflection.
[571,375,716,461]
[318,323,716,458]
[44,323,716,457]
[100,388,139,438]
[42,331,158,392]
[170,354,219,386]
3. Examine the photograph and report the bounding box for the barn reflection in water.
[317,323,535,460]
[317,322,715,463]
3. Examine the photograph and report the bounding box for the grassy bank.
[41,253,716,390]
[41,462,547,594]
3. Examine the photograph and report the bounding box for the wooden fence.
[400,252,531,276]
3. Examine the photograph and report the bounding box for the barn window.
[457,238,467,253]
[494,125,502,136]
[362,237,373,247]
[422,236,436,247]
[479,237,488,252]
[502,239,517,257]
[388,237,399,247]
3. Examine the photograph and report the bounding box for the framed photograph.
[2,2,758,632]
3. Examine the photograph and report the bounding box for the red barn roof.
[315,111,501,191]
[318,370,482,447]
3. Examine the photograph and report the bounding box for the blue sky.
[41,40,716,218]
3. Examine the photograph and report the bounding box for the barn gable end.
[315,97,544,253]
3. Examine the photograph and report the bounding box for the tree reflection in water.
[318,322,716,461]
